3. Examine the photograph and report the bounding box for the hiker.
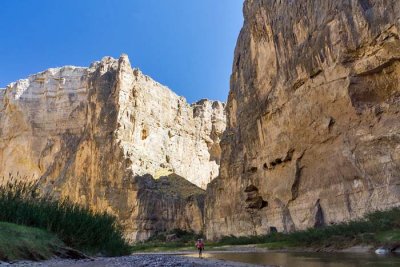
[195,238,205,258]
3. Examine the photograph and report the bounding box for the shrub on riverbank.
[132,229,204,252]
[148,229,203,243]
[215,207,400,249]
[0,180,130,256]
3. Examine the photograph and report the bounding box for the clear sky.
[0,0,244,103]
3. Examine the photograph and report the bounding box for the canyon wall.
[0,55,225,241]
[206,0,400,239]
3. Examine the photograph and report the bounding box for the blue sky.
[0,0,244,103]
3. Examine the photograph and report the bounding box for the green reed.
[0,179,130,256]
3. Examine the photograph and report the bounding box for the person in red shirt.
[195,238,205,258]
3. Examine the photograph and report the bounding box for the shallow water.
[185,252,400,267]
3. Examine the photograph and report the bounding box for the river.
[185,252,400,267]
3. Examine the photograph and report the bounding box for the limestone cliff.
[0,55,226,241]
[206,0,400,239]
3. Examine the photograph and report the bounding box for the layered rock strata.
[206,0,400,239]
[0,55,225,241]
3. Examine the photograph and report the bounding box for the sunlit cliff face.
[0,55,226,241]
[205,0,400,239]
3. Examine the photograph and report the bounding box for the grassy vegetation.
[0,180,130,257]
[132,208,400,252]
[376,230,400,243]
[132,229,203,252]
[0,222,64,261]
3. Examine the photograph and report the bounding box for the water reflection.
[185,252,400,267]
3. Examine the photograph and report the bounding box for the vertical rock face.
[0,55,226,241]
[206,0,400,239]
[117,61,226,189]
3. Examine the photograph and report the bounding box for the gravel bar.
[1,254,273,267]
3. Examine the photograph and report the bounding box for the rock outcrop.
[206,0,400,239]
[0,55,225,241]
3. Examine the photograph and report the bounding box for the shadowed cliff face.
[0,55,225,242]
[206,0,400,239]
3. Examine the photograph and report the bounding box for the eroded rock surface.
[0,55,225,241]
[206,0,400,239]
